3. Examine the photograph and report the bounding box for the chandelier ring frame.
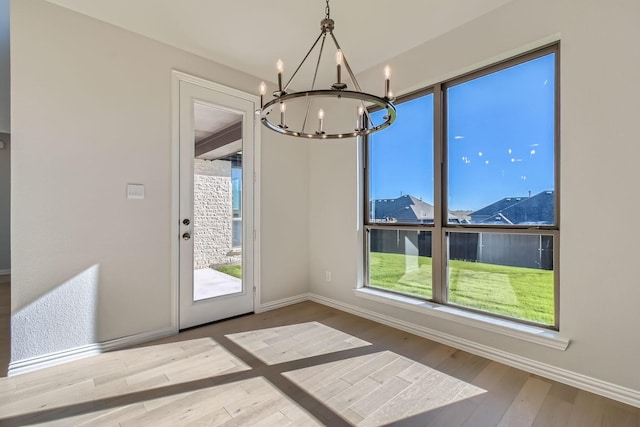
[261,89,396,139]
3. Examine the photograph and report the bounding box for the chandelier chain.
[325,0,330,19]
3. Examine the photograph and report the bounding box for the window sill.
[353,287,569,351]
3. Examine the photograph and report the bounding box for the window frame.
[231,163,243,249]
[364,43,560,330]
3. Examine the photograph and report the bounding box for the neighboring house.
[470,191,555,225]
[369,193,553,270]
[370,194,461,223]
[369,195,460,259]
[460,191,555,269]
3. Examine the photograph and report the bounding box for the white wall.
[0,0,9,273]
[0,0,9,133]
[260,131,310,303]
[310,0,640,393]
[10,0,309,363]
[0,133,9,271]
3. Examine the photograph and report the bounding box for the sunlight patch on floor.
[226,322,371,365]
[283,350,486,426]
[0,337,251,420]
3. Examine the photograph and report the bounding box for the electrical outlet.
[325,271,332,282]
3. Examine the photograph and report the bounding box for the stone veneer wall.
[193,159,241,269]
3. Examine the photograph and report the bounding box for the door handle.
[182,232,191,240]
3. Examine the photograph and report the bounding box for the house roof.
[469,196,527,218]
[470,191,555,225]
[371,195,459,223]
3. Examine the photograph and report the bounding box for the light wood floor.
[0,277,638,426]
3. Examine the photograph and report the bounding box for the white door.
[177,75,257,329]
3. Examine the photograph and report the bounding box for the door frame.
[171,70,261,331]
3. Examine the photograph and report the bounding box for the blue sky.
[369,53,555,212]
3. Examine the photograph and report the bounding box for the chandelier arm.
[302,33,327,133]
[311,33,327,90]
[301,98,313,135]
[328,31,378,128]
[283,31,325,94]
[327,32,361,91]
[362,107,376,131]
[361,101,376,131]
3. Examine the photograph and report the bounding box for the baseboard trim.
[308,293,640,408]
[0,269,10,276]
[8,294,310,376]
[8,326,177,376]
[255,293,310,313]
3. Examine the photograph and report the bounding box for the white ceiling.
[42,0,513,84]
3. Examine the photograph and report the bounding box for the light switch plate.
[127,184,145,200]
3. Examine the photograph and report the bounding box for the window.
[365,44,559,329]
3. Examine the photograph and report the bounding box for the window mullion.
[432,83,445,304]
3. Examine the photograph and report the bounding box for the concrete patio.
[193,268,242,301]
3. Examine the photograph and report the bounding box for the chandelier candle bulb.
[318,109,325,133]
[357,105,365,130]
[277,59,284,92]
[280,102,286,128]
[259,81,267,107]
[336,50,343,84]
[384,65,391,98]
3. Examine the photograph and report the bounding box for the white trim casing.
[171,71,180,331]
[354,287,569,350]
[171,70,261,329]
[251,88,262,317]
[255,293,311,313]
[8,327,176,376]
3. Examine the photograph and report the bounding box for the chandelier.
[259,0,396,139]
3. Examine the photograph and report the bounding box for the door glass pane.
[192,102,243,301]
[368,94,434,224]
[367,228,432,300]
[447,231,555,326]
[447,53,556,224]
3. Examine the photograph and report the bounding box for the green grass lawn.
[369,252,554,326]
[215,264,242,279]
[368,252,434,300]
